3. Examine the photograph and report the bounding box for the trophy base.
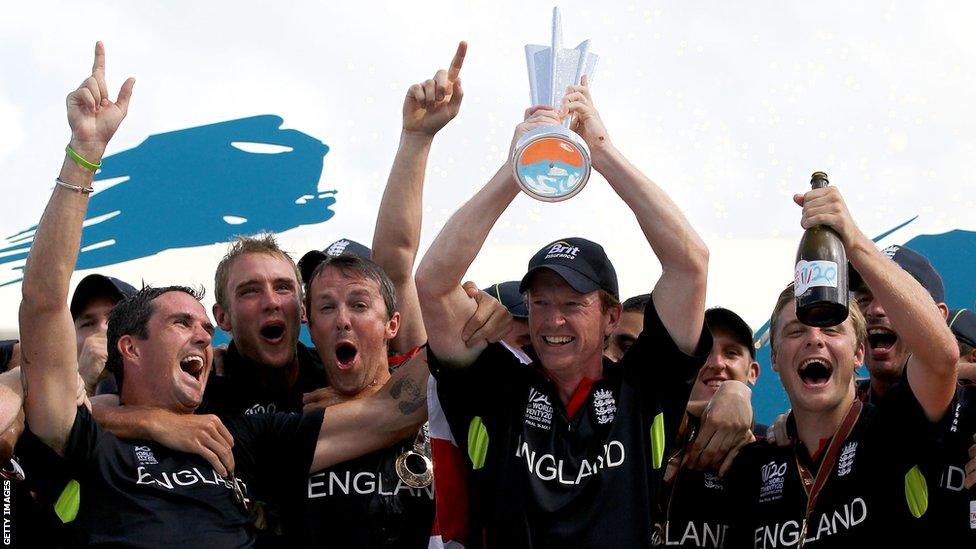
[512,125,591,202]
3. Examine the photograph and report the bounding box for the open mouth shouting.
[866,327,898,359]
[542,335,575,346]
[335,341,359,371]
[259,320,287,345]
[179,354,206,383]
[798,358,833,388]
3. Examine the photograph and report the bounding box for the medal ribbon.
[793,399,862,549]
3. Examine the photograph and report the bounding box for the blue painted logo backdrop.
[1,115,972,419]
[1,115,334,277]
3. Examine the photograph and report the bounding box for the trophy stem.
[550,7,562,107]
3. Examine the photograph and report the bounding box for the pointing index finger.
[92,41,109,103]
[92,41,106,75]
[447,41,467,82]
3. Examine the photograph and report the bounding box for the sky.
[1,0,974,338]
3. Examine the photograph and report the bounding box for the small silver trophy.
[512,7,599,202]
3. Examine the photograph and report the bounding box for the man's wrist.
[401,129,437,145]
[590,142,620,173]
[845,231,876,268]
[67,138,108,164]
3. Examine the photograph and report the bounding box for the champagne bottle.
[794,172,849,327]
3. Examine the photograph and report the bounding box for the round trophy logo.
[512,125,591,202]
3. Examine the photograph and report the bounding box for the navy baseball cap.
[849,245,945,304]
[519,237,619,299]
[70,274,138,319]
[483,281,528,319]
[298,238,373,284]
[705,307,755,359]
[948,309,976,349]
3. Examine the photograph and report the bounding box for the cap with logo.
[70,274,138,320]
[298,238,373,285]
[518,237,618,299]
[849,245,945,304]
[483,281,528,319]
[948,308,976,350]
[705,307,755,358]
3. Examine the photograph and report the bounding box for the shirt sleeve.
[63,405,103,467]
[871,377,945,468]
[623,292,712,451]
[428,342,526,457]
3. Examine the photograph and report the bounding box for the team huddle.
[0,41,974,548]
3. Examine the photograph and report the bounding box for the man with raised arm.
[415,79,711,546]
[19,42,429,548]
[723,185,958,547]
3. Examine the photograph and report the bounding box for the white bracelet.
[55,177,94,194]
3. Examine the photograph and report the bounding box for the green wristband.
[65,144,102,172]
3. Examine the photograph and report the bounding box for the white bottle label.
[794,259,839,295]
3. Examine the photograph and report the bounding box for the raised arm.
[796,186,958,421]
[311,347,429,471]
[19,42,134,454]
[414,107,562,367]
[562,77,708,354]
[372,42,467,354]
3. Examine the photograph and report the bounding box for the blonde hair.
[214,233,302,308]
[768,283,866,352]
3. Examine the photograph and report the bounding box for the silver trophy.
[512,7,599,202]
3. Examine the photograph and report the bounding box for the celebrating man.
[416,79,711,546]
[723,184,958,547]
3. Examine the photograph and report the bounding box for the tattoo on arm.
[389,377,424,415]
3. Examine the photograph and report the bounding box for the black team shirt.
[197,340,326,416]
[199,339,434,547]
[295,430,434,548]
[429,295,711,547]
[655,468,732,548]
[918,380,976,545]
[286,352,435,548]
[857,375,976,543]
[723,381,940,548]
[60,405,323,547]
[652,417,769,547]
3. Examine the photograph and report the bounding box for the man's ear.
[213,303,232,332]
[118,334,139,364]
[386,311,401,341]
[770,349,779,373]
[853,341,866,366]
[938,303,949,321]
[748,360,761,385]
[604,304,623,338]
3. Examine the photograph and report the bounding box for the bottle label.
[795,259,839,295]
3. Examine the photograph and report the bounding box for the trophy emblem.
[513,7,599,202]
